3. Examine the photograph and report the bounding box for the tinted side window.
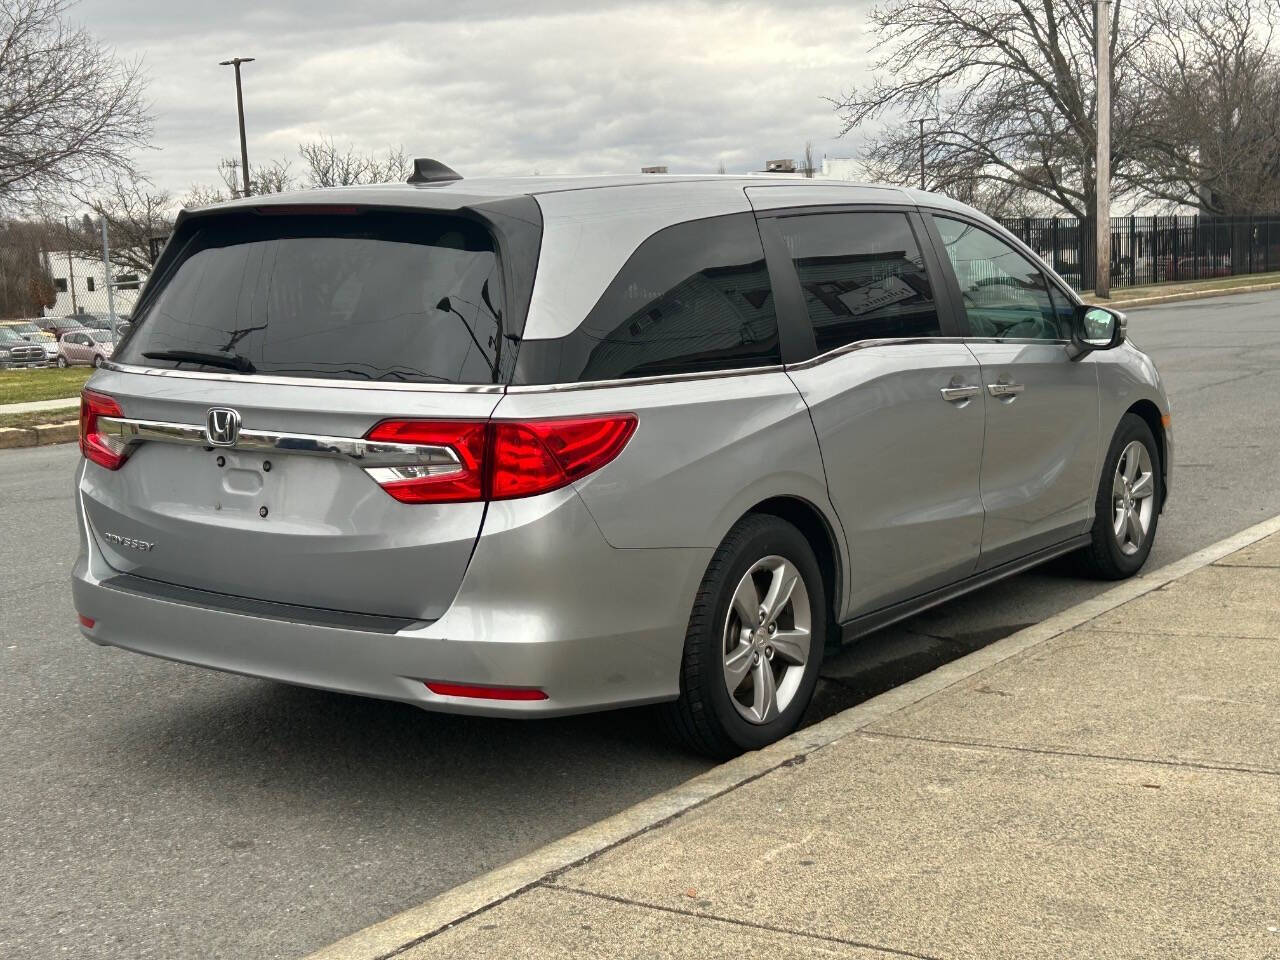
[934,216,1065,340]
[512,213,779,383]
[775,211,941,353]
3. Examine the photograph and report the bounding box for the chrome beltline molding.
[504,363,788,393]
[101,336,1072,397]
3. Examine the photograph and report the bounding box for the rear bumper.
[71,469,710,717]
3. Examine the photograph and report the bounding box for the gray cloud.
[75,0,876,195]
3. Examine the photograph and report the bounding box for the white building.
[820,156,859,181]
[42,251,146,319]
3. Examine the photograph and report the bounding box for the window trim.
[920,208,1076,344]
[755,205,961,366]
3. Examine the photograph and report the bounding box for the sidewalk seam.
[549,885,946,960]
[861,731,1280,778]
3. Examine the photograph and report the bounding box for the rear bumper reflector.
[425,681,548,701]
[78,614,96,629]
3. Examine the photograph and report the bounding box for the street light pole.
[1094,0,1112,298]
[219,57,256,198]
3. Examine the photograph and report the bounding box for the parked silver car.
[58,329,115,367]
[71,167,1171,756]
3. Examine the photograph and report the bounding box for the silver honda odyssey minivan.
[73,163,1171,757]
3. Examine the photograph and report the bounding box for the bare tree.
[218,157,293,196]
[831,0,1161,218]
[69,179,173,274]
[298,138,409,187]
[0,218,56,317]
[802,141,816,178]
[716,159,727,175]
[834,0,1280,218]
[1133,0,1280,213]
[0,0,152,212]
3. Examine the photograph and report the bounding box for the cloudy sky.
[74,0,878,196]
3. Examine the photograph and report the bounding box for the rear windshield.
[116,210,506,384]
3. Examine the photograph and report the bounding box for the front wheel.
[660,514,826,759]
[1076,413,1162,579]
[91,355,102,368]
[56,355,68,368]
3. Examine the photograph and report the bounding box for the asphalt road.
[3,289,1279,959]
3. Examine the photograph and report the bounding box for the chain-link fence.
[0,221,150,370]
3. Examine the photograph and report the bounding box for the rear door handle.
[940,385,981,402]
[987,382,1025,398]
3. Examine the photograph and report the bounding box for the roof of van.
[200,174,944,210]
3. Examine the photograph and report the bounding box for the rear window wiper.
[142,349,256,374]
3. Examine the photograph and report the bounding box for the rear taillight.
[365,420,488,503]
[489,416,638,500]
[364,414,637,504]
[79,390,130,470]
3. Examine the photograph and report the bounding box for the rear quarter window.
[116,210,507,384]
[512,212,781,384]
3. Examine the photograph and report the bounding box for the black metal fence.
[996,214,1280,291]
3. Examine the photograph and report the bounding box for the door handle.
[940,385,981,402]
[987,382,1025,398]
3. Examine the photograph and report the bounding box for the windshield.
[0,328,24,343]
[8,323,41,335]
[116,209,507,385]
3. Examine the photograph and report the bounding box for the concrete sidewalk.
[311,521,1280,960]
[0,396,79,415]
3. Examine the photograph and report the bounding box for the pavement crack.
[863,731,1280,777]
[550,884,947,960]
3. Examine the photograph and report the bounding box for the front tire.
[660,514,826,759]
[92,355,102,368]
[1076,413,1162,579]
[56,355,68,368]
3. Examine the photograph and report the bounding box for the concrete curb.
[1086,279,1280,310]
[0,420,77,449]
[303,511,1280,960]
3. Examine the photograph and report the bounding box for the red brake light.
[79,390,130,470]
[363,414,636,504]
[490,415,637,500]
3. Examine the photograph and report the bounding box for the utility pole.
[219,57,256,198]
[1094,0,1112,298]
[100,218,118,341]
[63,217,78,314]
[911,117,937,191]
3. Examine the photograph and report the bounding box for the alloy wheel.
[721,555,811,724]
[1112,440,1155,556]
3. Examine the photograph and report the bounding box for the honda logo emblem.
[206,407,241,446]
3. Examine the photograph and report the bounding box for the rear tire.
[56,355,68,368]
[1076,413,1162,579]
[92,355,102,368]
[660,514,826,759]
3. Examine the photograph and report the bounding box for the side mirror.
[1068,305,1125,359]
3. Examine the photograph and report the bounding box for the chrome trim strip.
[785,336,1073,372]
[785,337,967,371]
[96,416,462,470]
[98,360,505,394]
[504,363,788,394]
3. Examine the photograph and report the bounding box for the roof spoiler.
[407,158,463,184]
